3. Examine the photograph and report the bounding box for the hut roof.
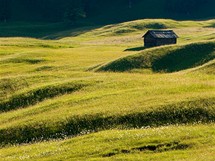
[143,30,179,39]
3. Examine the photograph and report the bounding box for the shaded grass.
[0,22,69,39]
[152,43,215,72]
[98,41,215,73]
[0,21,99,40]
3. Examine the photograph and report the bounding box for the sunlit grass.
[0,19,214,160]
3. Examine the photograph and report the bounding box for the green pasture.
[0,19,215,160]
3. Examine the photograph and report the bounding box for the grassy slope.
[0,19,215,160]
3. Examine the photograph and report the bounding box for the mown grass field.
[0,19,215,160]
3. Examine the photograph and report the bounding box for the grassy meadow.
[0,19,215,160]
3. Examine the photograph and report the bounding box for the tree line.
[0,0,214,23]
[166,0,211,15]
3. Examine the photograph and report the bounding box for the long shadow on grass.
[0,82,87,113]
[98,42,215,73]
[0,97,214,146]
[152,43,215,72]
[124,46,147,52]
[0,22,98,40]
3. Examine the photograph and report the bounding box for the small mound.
[0,81,89,112]
[132,22,167,30]
[2,58,46,64]
[0,78,29,102]
[114,28,136,34]
[207,23,215,28]
[97,41,215,73]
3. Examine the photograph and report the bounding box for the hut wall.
[144,37,156,47]
[155,38,177,46]
[144,38,177,47]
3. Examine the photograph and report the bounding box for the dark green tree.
[0,0,10,22]
[64,0,86,23]
[165,0,210,15]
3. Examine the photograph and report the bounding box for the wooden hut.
[142,30,178,47]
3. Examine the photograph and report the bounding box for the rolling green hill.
[0,19,215,160]
[97,41,215,73]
